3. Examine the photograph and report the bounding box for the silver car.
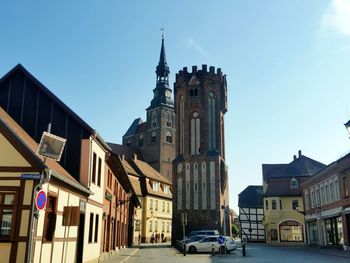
[186,236,237,254]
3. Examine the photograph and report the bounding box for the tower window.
[151,131,156,143]
[151,111,158,127]
[138,135,144,147]
[166,131,172,143]
[166,112,173,127]
[189,88,198,97]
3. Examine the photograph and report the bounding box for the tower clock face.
[165,90,171,97]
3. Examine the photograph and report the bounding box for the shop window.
[279,220,303,242]
[43,194,57,242]
[0,190,17,240]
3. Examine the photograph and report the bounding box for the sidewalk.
[102,243,171,263]
[304,246,350,259]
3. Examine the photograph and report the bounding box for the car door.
[202,237,218,252]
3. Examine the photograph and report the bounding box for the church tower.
[122,36,175,180]
[172,65,230,241]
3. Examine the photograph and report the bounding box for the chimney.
[298,150,302,158]
[293,155,297,160]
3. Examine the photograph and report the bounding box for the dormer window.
[290,178,298,190]
[164,185,169,194]
[153,182,159,191]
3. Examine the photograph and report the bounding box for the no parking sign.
[36,190,47,211]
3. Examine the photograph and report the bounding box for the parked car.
[186,230,219,238]
[186,236,237,254]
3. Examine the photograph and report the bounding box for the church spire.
[156,31,170,81]
[148,33,173,109]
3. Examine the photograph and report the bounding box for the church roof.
[156,37,169,77]
[123,118,144,138]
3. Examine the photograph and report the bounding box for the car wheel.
[189,246,197,254]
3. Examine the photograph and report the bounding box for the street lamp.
[344,120,350,138]
[116,192,132,207]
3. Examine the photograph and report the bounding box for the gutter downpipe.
[27,168,51,263]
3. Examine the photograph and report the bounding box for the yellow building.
[0,107,91,262]
[111,149,172,244]
[262,151,326,245]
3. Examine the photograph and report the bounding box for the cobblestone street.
[106,243,350,263]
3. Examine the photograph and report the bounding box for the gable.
[0,133,31,167]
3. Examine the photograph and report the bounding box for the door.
[76,213,85,263]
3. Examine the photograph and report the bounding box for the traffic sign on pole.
[35,190,47,211]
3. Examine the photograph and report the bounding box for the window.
[43,194,57,241]
[315,188,320,207]
[334,178,340,200]
[208,92,216,150]
[305,191,309,210]
[272,200,277,210]
[138,135,144,147]
[151,111,157,127]
[166,131,172,143]
[149,220,152,232]
[88,213,94,243]
[135,220,141,231]
[290,178,298,190]
[97,157,102,187]
[190,112,200,155]
[162,222,165,232]
[0,190,17,240]
[265,199,269,210]
[162,201,165,212]
[167,222,170,233]
[311,189,315,208]
[92,152,96,184]
[189,88,198,97]
[329,181,334,202]
[107,169,112,188]
[155,200,158,211]
[325,183,329,203]
[167,202,170,212]
[292,200,299,210]
[153,182,159,191]
[279,200,283,210]
[166,112,172,127]
[155,221,158,232]
[320,185,324,205]
[94,214,99,243]
[150,199,153,210]
[151,131,156,143]
[343,176,349,197]
[164,185,169,194]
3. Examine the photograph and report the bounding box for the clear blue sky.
[1,1,350,212]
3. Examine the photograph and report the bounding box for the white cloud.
[322,0,350,36]
[185,37,208,56]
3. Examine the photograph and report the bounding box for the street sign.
[218,235,225,244]
[20,174,42,180]
[35,190,47,211]
[37,131,66,161]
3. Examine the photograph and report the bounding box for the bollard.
[212,245,215,256]
[242,243,246,257]
[183,243,186,256]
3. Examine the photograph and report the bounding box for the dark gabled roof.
[123,118,143,138]
[0,64,94,134]
[263,154,326,180]
[107,143,143,160]
[263,177,306,197]
[238,185,263,208]
[0,107,90,195]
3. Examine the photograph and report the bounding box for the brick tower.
[123,36,175,180]
[172,65,230,242]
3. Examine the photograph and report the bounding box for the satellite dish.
[37,131,66,161]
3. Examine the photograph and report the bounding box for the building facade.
[0,107,91,263]
[122,37,175,181]
[303,152,350,250]
[238,185,265,242]
[262,151,326,245]
[172,65,230,242]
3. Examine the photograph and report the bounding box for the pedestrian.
[151,232,154,243]
[138,233,141,245]
[161,232,164,243]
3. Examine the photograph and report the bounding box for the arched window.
[190,112,200,155]
[151,111,158,127]
[290,178,298,190]
[151,131,156,143]
[189,88,198,97]
[208,92,216,150]
[166,131,172,143]
[166,111,173,127]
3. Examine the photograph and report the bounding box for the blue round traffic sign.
[36,190,47,210]
[218,235,225,245]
